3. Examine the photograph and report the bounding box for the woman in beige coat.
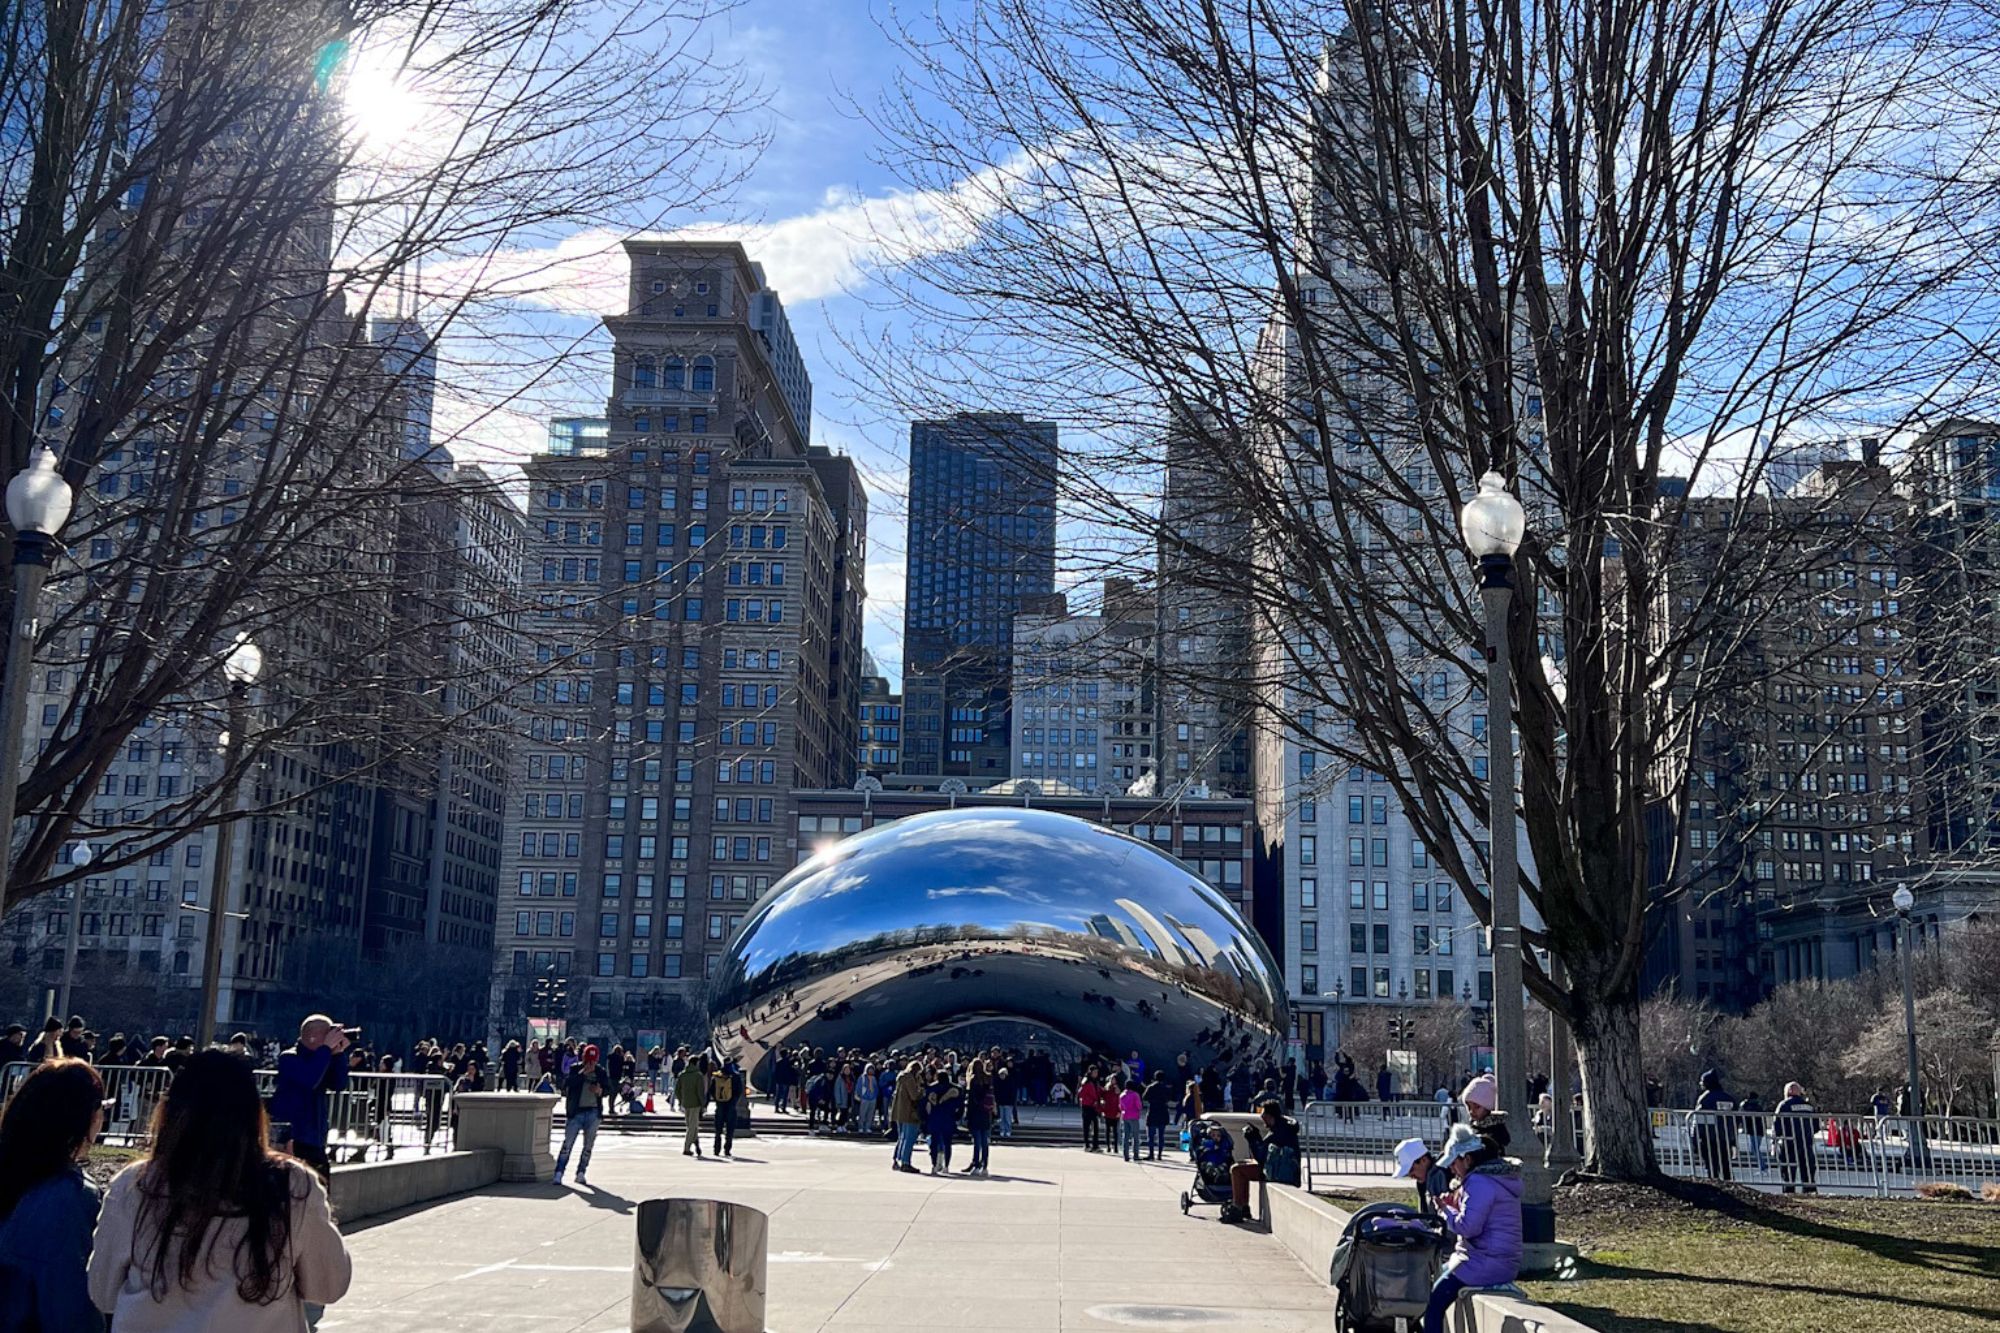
[88,1050,351,1331]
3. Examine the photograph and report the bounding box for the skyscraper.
[488,240,865,1042]
[1157,419,1253,796]
[1010,580,1157,794]
[901,412,1058,777]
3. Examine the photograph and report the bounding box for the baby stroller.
[1178,1120,1236,1215]
[1329,1201,1447,1333]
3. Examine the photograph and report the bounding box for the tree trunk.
[1572,988,1658,1179]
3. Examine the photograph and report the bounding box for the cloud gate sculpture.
[709,807,1287,1085]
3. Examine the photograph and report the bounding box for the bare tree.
[0,0,761,916]
[1846,989,1997,1117]
[854,0,2000,1176]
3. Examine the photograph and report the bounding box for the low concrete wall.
[1264,1184,1601,1333]
[330,1148,502,1224]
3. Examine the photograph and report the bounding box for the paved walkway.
[323,1135,1333,1332]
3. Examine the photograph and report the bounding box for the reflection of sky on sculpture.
[733,810,1178,969]
[710,808,1286,1080]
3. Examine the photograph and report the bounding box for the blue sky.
[427,1,936,686]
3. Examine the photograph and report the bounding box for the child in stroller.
[1179,1120,1237,1215]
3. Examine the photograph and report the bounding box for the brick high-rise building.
[488,240,865,1044]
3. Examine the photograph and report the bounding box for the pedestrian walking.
[676,1055,708,1158]
[709,1057,742,1157]
[500,1040,524,1093]
[554,1045,611,1186]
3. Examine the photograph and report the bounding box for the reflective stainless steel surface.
[631,1197,768,1333]
[710,807,1286,1085]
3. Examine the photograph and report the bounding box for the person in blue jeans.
[555,1045,611,1185]
[1142,1070,1174,1159]
[1425,1124,1524,1333]
[890,1061,924,1173]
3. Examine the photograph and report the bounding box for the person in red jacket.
[1078,1068,1104,1152]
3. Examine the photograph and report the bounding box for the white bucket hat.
[1390,1137,1431,1178]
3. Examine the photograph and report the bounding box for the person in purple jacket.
[1424,1123,1524,1333]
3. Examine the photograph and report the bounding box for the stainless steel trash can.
[631,1197,768,1333]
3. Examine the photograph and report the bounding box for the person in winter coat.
[675,1056,708,1159]
[554,1045,613,1185]
[0,1059,106,1333]
[708,1058,742,1157]
[1143,1071,1175,1159]
[1774,1081,1819,1194]
[964,1062,997,1175]
[1179,1079,1204,1127]
[1227,1064,1253,1112]
[1078,1071,1104,1151]
[1458,1074,1512,1170]
[890,1062,925,1173]
[1116,1078,1145,1162]
[1423,1123,1524,1333]
[1688,1069,1737,1181]
[921,1073,962,1175]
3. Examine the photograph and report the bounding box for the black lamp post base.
[1522,1200,1556,1246]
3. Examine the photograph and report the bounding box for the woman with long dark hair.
[87,1050,350,1330]
[0,1058,106,1332]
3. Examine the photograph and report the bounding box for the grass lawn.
[1319,1179,2000,1333]
[83,1144,143,1190]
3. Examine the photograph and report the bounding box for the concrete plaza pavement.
[323,1132,1336,1333]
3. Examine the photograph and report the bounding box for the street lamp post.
[1325,980,1346,1056]
[1546,956,1583,1177]
[1459,471,1555,1244]
[196,635,262,1048]
[1891,885,1927,1166]
[0,446,75,910]
[55,840,93,1019]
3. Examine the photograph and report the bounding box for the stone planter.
[453,1092,558,1181]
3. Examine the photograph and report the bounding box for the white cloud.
[430,148,1053,317]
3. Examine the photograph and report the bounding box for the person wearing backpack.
[708,1057,742,1157]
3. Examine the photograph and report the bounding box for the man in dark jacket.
[269,1014,352,1183]
[0,1023,24,1070]
[1774,1080,1818,1194]
[555,1044,612,1185]
[1689,1069,1736,1180]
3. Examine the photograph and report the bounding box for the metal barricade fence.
[1654,1108,2000,1198]
[2,1061,452,1165]
[1302,1099,1459,1178]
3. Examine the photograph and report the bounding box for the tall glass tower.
[901,412,1058,776]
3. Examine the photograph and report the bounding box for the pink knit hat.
[1461,1074,1499,1111]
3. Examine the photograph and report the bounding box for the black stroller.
[1329,1201,1448,1332]
[1178,1119,1236,1214]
